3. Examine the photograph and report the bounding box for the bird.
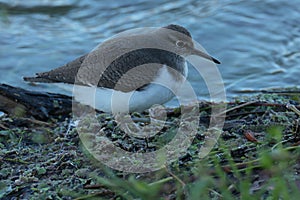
[24,24,220,114]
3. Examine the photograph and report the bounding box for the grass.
[1,92,300,199]
[70,133,300,200]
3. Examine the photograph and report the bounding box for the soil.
[1,89,300,199]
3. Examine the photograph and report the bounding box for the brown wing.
[24,54,87,84]
[24,48,185,92]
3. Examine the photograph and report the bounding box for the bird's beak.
[191,48,221,64]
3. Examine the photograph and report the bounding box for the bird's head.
[161,24,220,64]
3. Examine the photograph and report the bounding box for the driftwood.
[1,83,299,122]
[0,84,72,120]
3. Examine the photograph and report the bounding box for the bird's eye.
[176,40,185,47]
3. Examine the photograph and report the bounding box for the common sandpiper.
[24,24,220,114]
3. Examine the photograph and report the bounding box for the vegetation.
[1,91,299,199]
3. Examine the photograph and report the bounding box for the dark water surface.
[0,0,299,104]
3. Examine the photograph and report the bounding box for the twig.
[164,166,186,187]
[19,117,53,126]
[286,103,300,116]
[148,177,173,186]
[0,123,8,130]
[215,101,257,117]
[208,188,223,198]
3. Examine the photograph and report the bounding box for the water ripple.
[0,0,299,101]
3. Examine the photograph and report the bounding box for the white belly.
[56,64,188,113]
[73,84,175,113]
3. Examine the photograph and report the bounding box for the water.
[0,0,299,104]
